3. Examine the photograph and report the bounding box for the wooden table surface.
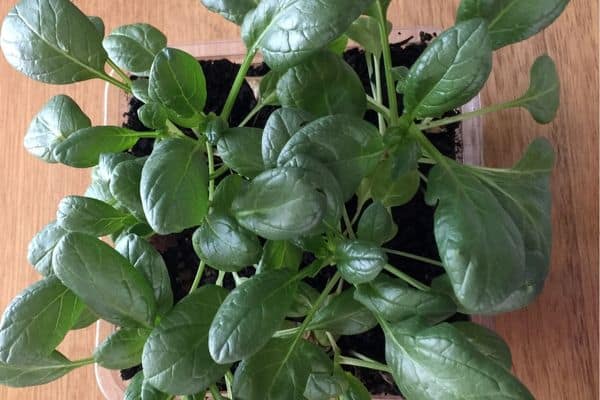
[0,0,596,399]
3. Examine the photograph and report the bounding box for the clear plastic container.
[98,28,487,400]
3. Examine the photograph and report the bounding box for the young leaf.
[110,157,148,222]
[307,289,377,335]
[212,174,245,215]
[0,0,107,84]
[138,103,168,130]
[276,51,366,118]
[370,159,420,207]
[453,321,512,370]
[141,139,209,234]
[288,282,320,318]
[392,66,409,93]
[53,232,157,328]
[257,240,303,273]
[94,327,150,370]
[142,285,231,395]
[192,213,262,272]
[425,138,554,313]
[115,234,174,316]
[24,95,91,163]
[27,220,68,277]
[217,127,264,178]
[515,55,560,124]
[258,69,282,106]
[403,19,492,118]
[85,152,135,204]
[340,372,371,400]
[124,371,144,400]
[304,372,347,400]
[0,277,84,364]
[335,240,387,285]
[132,79,151,103]
[103,23,167,76]
[241,0,373,70]
[346,16,390,56]
[209,269,298,363]
[262,108,314,169]
[356,201,398,245]
[88,16,105,36]
[0,351,81,388]
[457,0,570,49]
[57,195,134,237]
[201,0,259,25]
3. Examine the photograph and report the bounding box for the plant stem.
[71,356,95,367]
[206,142,216,201]
[416,99,518,130]
[239,101,264,127]
[221,48,257,121]
[99,71,131,92]
[419,171,429,183]
[382,248,443,267]
[366,95,391,120]
[225,371,234,399]
[106,59,132,86]
[411,127,449,168]
[372,55,387,133]
[209,384,226,400]
[342,208,357,239]
[190,260,206,292]
[374,0,399,125]
[216,271,226,286]
[210,164,230,180]
[383,264,430,291]
[338,355,391,373]
[165,120,187,138]
[232,272,243,286]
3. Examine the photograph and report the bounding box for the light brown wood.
[0,0,596,399]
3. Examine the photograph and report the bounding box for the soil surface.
[121,32,467,396]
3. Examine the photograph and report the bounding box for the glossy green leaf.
[24,95,91,163]
[192,213,262,272]
[0,351,80,388]
[357,201,398,245]
[392,66,410,93]
[308,289,377,335]
[371,159,420,208]
[0,0,107,84]
[209,269,298,363]
[346,16,390,55]
[141,139,209,234]
[304,372,347,400]
[110,157,148,222]
[88,16,104,36]
[403,19,492,118]
[217,127,264,178]
[277,116,384,200]
[340,372,371,400]
[453,321,512,370]
[241,0,373,70]
[457,0,570,49]
[94,327,150,370]
[426,138,554,313]
[276,51,366,118]
[212,174,245,215]
[132,78,151,103]
[233,338,331,400]
[201,113,228,145]
[57,195,134,237]
[0,276,83,364]
[103,23,167,76]
[261,108,314,169]
[115,234,173,316]
[27,220,68,276]
[53,232,156,328]
[335,240,387,285]
[201,0,259,24]
[233,167,327,240]
[515,55,560,123]
[288,282,319,318]
[143,285,230,395]
[148,48,206,127]
[257,240,303,273]
[124,371,144,400]
[354,275,456,323]
[138,103,168,130]
[85,152,135,204]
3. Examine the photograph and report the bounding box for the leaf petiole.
[106,59,132,86]
[209,384,226,400]
[366,95,391,120]
[383,264,430,291]
[382,248,443,267]
[416,99,519,131]
[221,48,258,121]
[337,355,391,373]
[189,260,206,293]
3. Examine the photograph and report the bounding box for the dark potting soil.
[121,32,467,395]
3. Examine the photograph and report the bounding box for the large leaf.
[142,285,230,395]
[103,23,167,76]
[335,240,387,285]
[276,51,366,118]
[308,289,377,335]
[241,0,373,70]
[217,127,264,178]
[0,351,80,388]
[201,0,259,24]
[94,327,150,370]
[53,232,157,328]
[57,195,134,237]
[257,240,303,273]
[0,277,83,364]
[110,157,147,221]
[0,0,107,83]
[356,201,397,245]
[514,55,560,123]
[27,220,68,277]
[261,108,314,168]
[209,269,298,363]
[141,139,209,234]
[403,19,492,118]
[453,321,512,370]
[457,0,570,49]
[277,116,383,199]
[425,138,554,313]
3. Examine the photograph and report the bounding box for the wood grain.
[0,1,596,399]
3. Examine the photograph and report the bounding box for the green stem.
[375,1,399,125]
[190,260,206,292]
[225,371,234,399]
[210,164,230,180]
[366,95,391,120]
[216,271,226,286]
[239,101,264,127]
[99,71,131,92]
[343,208,357,239]
[372,55,387,133]
[206,142,216,201]
[416,99,518,131]
[382,248,443,267]
[71,356,95,367]
[106,59,132,86]
[338,355,391,373]
[232,272,243,286]
[221,49,257,121]
[209,384,226,400]
[384,264,430,291]
[165,120,187,138]
[419,171,429,183]
[411,127,449,167]
[295,259,331,281]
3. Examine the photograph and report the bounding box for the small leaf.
[392,66,410,93]
[257,240,303,273]
[110,157,148,222]
[262,108,314,169]
[346,16,390,55]
[335,240,387,285]
[217,127,264,178]
[371,159,420,208]
[132,79,151,103]
[94,327,150,370]
[201,0,259,25]
[340,372,371,400]
[138,103,168,130]
[304,372,347,400]
[212,174,245,215]
[27,221,68,277]
[453,321,512,370]
[57,195,134,237]
[308,289,377,335]
[258,70,282,106]
[124,371,144,400]
[0,351,80,388]
[357,201,398,245]
[515,55,560,123]
[288,282,320,318]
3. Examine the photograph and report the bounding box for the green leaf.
[71,306,98,330]
[335,240,387,285]
[103,23,167,76]
[340,372,371,400]
[262,108,314,169]
[148,48,206,128]
[24,95,91,163]
[110,157,148,222]
[0,351,80,388]
[354,275,456,323]
[212,174,245,215]
[392,66,409,93]
[425,138,554,313]
[53,126,145,168]
[217,127,264,178]
[141,139,209,234]
[143,285,231,395]
[115,234,173,316]
[85,152,135,204]
[209,269,298,363]
[257,240,303,273]
[192,213,262,272]
[276,51,366,118]
[0,277,84,364]
[356,201,397,245]
[57,195,134,237]
[327,35,349,55]
[53,232,157,328]
[201,0,259,24]
[381,320,534,399]
[233,338,332,400]
[233,167,327,240]
[27,220,68,276]
[124,371,144,400]
[277,116,384,200]
[288,282,320,318]
[88,16,105,36]
[453,321,512,370]
[346,16,390,56]
[371,159,420,207]
[94,327,150,370]
[304,372,347,400]
[138,103,168,130]
[457,0,570,49]
[308,289,377,335]
[258,70,282,106]
[132,79,151,103]
[241,0,373,70]
[403,19,492,118]
[515,55,560,123]
[0,0,107,83]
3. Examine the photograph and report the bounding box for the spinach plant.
[0,0,568,398]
